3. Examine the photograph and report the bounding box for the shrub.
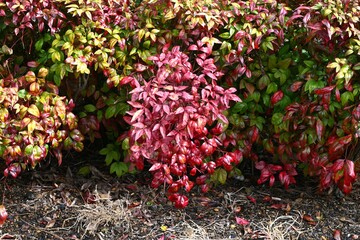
[124,44,241,208]
[1,0,359,214]
[224,0,360,193]
[0,65,84,177]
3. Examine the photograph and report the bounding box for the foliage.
[124,45,241,208]
[225,0,360,194]
[0,0,360,213]
[0,65,84,177]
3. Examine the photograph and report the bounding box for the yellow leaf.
[28,104,40,118]
[160,225,168,231]
[85,11,92,20]
[138,29,145,41]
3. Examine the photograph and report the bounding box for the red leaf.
[134,63,147,72]
[0,205,8,226]
[270,203,288,210]
[333,230,341,240]
[188,45,198,51]
[316,119,324,140]
[255,161,266,170]
[235,217,250,226]
[335,87,341,102]
[352,104,360,120]
[250,126,259,143]
[339,135,352,145]
[271,90,284,105]
[314,86,335,95]
[303,214,316,224]
[246,196,256,204]
[263,196,272,202]
[149,163,162,172]
[269,175,275,187]
[27,61,39,68]
[332,159,345,172]
[174,195,189,209]
[289,81,303,92]
[131,109,144,123]
[344,160,356,180]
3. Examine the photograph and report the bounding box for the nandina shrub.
[1,0,359,214]
[0,67,84,176]
[225,0,360,193]
[124,45,241,208]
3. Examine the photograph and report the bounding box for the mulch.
[0,155,359,240]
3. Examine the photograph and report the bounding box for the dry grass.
[249,213,307,240]
[72,190,132,239]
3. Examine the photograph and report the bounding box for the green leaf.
[257,75,270,90]
[277,58,291,70]
[24,145,34,156]
[0,145,5,156]
[110,162,129,177]
[304,79,319,93]
[54,74,61,86]
[217,168,227,185]
[262,94,270,107]
[35,38,44,51]
[51,51,61,62]
[271,113,284,126]
[99,145,111,155]
[84,104,97,112]
[18,89,28,99]
[353,63,360,71]
[122,138,130,150]
[304,60,315,68]
[341,92,354,106]
[105,153,113,165]
[78,166,91,176]
[266,82,278,94]
[219,32,230,39]
[115,102,129,115]
[105,105,117,119]
[231,102,247,114]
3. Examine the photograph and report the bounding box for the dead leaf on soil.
[0,205,8,226]
[45,219,56,228]
[315,211,323,220]
[235,216,250,226]
[333,229,341,240]
[246,195,256,204]
[262,195,272,202]
[303,214,316,225]
[234,206,242,213]
[269,203,291,212]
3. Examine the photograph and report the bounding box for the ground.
[1,150,360,240]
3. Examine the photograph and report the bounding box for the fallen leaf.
[333,229,341,240]
[270,203,288,210]
[160,225,168,231]
[125,184,138,191]
[0,234,16,239]
[235,216,250,226]
[157,235,165,240]
[303,214,314,222]
[303,214,316,225]
[246,195,256,204]
[45,219,56,228]
[315,211,323,220]
[285,203,291,212]
[0,205,8,226]
[234,206,242,213]
[263,195,272,202]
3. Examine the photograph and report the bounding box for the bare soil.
[1,152,360,240]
